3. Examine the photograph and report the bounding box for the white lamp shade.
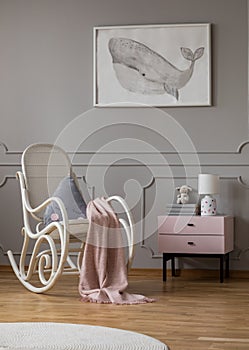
[198,174,219,194]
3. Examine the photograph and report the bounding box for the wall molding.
[1,139,249,264]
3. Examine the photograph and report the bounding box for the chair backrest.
[22,143,72,211]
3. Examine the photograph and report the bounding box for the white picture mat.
[94,23,211,107]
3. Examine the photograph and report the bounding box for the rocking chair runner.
[7,144,135,293]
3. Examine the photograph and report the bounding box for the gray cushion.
[44,176,87,225]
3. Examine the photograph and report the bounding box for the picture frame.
[93,23,211,107]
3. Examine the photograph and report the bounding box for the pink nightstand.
[158,215,234,283]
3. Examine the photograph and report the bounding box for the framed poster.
[93,23,211,107]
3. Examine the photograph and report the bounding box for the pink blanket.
[79,197,154,304]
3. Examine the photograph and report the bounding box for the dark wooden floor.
[1,268,249,350]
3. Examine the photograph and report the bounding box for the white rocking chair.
[7,144,134,293]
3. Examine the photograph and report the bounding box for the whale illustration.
[108,37,204,100]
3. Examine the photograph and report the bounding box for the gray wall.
[0,0,249,271]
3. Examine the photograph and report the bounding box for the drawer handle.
[187,241,195,245]
[187,223,194,227]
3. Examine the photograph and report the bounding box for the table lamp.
[198,174,219,216]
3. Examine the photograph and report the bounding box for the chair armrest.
[107,195,135,270]
[16,171,69,238]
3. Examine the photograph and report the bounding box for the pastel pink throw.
[79,197,154,304]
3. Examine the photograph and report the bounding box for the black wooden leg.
[225,253,230,278]
[163,253,167,282]
[220,255,224,283]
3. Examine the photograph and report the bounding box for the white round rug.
[0,323,169,349]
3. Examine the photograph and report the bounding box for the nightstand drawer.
[158,234,225,254]
[158,216,233,235]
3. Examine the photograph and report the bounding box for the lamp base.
[201,195,217,216]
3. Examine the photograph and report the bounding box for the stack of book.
[166,203,199,216]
